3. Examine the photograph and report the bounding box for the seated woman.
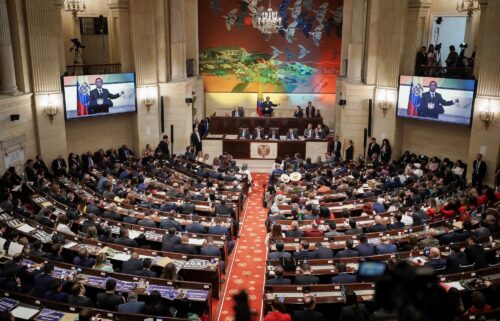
[92,253,114,272]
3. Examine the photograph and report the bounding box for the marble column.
[346,0,365,83]
[473,0,488,79]
[0,0,18,94]
[169,0,187,81]
[53,0,66,75]
[108,0,132,71]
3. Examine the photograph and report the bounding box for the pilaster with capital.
[0,0,18,94]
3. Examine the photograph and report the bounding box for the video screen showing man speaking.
[397,76,475,126]
[62,73,136,119]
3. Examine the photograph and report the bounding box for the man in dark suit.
[268,241,292,260]
[376,236,398,254]
[367,138,381,159]
[365,215,388,233]
[208,219,230,237]
[157,135,170,159]
[96,279,125,311]
[286,128,298,140]
[345,219,364,235]
[68,284,93,307]
[261,96,278,117]
[445,244,469,274]
[305,101,316,118]
[200,236,220,257]
[294,263,320,285]
[73,248,95,268]
[331,263,357,284]
[186,214,207,234]
[293,240,317,260]
[330,136,341,160]
[132,258,157,277]
[118,144,134,161]
[237,127,251,139]
[31,263,60,298]
[303,123,314,139]
[51,155,67,176]
[336,239,359,258]
[88,77,124,114]
[173,234,198,255]
[114,228,138,247]
[292,296,324,321]
[314,242,334,259]
[266,266,292,285]
[269,129,280,140]
[118,293,145,314]
[122,252,143,274]
[179,196,196,214]
[472,153,487,194]
[191,127,202,152]
[253,127,265,140]
[81,151,95,172]
[160,215,183,231]
[465,235,488,269]
[424,247,447,271]
[418,81,458,119]
[231,107,244,117]
[161,228,182,252]
[355,234,376,257]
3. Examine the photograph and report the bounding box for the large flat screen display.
[63,73,136,119]
[397,75,476,126]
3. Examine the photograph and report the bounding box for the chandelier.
[456,0,480,18]
[255,0,282,40]
[64,0,86,18]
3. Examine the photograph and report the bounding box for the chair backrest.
[459,263,475,272]
[269,127,279,135]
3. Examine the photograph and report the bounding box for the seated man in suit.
[173,233,198,255]
[465,234,488,269]
[268,128,280,140]
[331,262,357,284]
[285,221,304,237]
[186,214,207,234]
[73,248,95,268]
[253,126,265,140]
[376,236,398,254]
[114,228,138,247]
[314,242,334,259]
[161,228,181,252]
[179,196,196,214]
[365,215,388,233]
[118,293,145,314]
[231,107,244,117]
[208,218,230,237]
[96,279,125,311]
[268,240,292,260]
[122,252,143,274]
[293,240,317,260]
[355,234,376,257]
[286,128,299,140]
[424,247,446,271]
[294,263,320,285]
[31,263,59,297]
[200,236,221,257]
[266,266,292,285]
[312,128,323,140]
[237,127,251,139]
[132,258,157,277]
[118,144,134,161]
[324,221,344,237]
[292,296,324,321]
[445,243,469,274]
[303,123,314,139]
[336,239,359,258]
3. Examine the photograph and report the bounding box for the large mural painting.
[199,0,343,94]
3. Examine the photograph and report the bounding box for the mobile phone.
[358,261,386,277]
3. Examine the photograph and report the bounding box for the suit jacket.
[118,147,134,161]
[81,154,95,172]
[31,273,57,297]
[331,141,342,158]
[133,269,157,278]
[464,244,488,269]
[173,243,198,255]
[191,132,202,146]
[73,256,95,268]
[339,303,369,321]
[472,160,487,178]
[304,128,314,139]
[114,237,137,247]
[292,310,324,321]
[445,252,469,274]
[137,219,157,228]
[367,143,381,158]
[118,301,145,314]
[376,244,397,254]
[238,129,251,139]
[336,249,359,258]
[262,100,277,115]
[293,250,317,260]
[294,110,303,117]
[305,106,316,118]
[179,203,196,214]
[200,245,220,257]
[157,140,170,159]
[51,159,67,176]
[89,88,120,109]
[160,218,183,231]
[68,295,93,307]
[355,243,376,257]
[253,130,265,140]
[365,224,387,233]
[331,273,357,284]
[418,91,454,119]
[122,258,143,274]
[294,274,320,285]
[97,292,124,311]
[315,247,334,259]
[268,251,292,260]
[269,132,280,140]
[286,132,299,140]
[266,277,292,285]
[232,110,244,117]
[208,225,230,236]
[345,145,354,161]
[186,222,206,234]
[161,234,181,252]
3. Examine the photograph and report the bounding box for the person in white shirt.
[56,215,76,236]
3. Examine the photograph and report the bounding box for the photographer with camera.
[445,45,459,67]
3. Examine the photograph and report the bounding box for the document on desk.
[17,224,36,234]
[128,229,142,239]
[225,135,238,139]
[112,253,131,261]
[189,238,206,246]
[62,241,78,249]
[8,242,24,256]
[442,281,465,291]
[11,306,40,320]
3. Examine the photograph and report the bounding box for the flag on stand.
[77,78,90,116]
[407,79,421,116]
[256,85,263,116]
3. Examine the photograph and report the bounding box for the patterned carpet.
[216,173,269,321]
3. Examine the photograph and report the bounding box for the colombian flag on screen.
[77,79,90,116]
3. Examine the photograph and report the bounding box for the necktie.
[89,157,93,167]
[476,161,480,173]
[58,160,61,169]
[431,93,434,99]
[125,150,129,157]
[98,89,102,95]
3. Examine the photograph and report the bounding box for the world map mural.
[198,0,343,94]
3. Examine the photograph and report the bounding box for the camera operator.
[415,46,428,76]
[445,45,459,67]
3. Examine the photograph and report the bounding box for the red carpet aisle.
[216,173,269,321]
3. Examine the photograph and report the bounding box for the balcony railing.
[65,63,122,76]
[416,65,475,79]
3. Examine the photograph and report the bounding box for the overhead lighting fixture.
[255,0,282,41]
[64,0,86,18]
[456,0,480,19]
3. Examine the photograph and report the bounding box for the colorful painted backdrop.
[199,0,343,94]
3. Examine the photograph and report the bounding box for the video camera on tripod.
[69,38,85,64]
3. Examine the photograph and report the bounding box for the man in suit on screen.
[418,81,459,119]
[88,78,124,114]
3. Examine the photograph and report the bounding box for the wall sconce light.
[378,89,392,117]
[338,93,346,108]
[42,94,58,124]
[143,87,156,112]
[479,99,495,130]
[185,91,196,107]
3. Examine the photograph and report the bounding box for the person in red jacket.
[304,220,324,237]
[264,299,291,321]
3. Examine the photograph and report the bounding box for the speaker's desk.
[208,116,324,135]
